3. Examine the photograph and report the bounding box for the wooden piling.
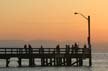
[89,48,92,66]
[29,58,35,67]
[6,58,9,67]
[41,57,45,66]
[18,58,21,67]
[54,57,56,66]
[79,58,83,66]
[89,55,92,66]
[50,58,52,66]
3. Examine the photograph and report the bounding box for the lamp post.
[74,12,92,66]
[74,12,91,49]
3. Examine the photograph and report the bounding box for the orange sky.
[0,0,108,44]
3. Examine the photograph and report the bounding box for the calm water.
[0,53,108,71]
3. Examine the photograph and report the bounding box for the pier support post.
[63,58,65,66]
[67,57,71,66]
[18,58,21,67]
[89,57,92,66]
[89,49,92,66]
[56,57,59,66]
[29,58,35,67]
[50,58,52,66]
[6,58,9,67]
[79,58,83,66]
[41,58,45,66]
[44,58,48,66]
[46,58,48,66]
[54,57,55,66]
[76,58,79,66]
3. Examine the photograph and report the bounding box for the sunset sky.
[0,0,108,45]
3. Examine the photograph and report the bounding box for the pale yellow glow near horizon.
[0,0,108,44]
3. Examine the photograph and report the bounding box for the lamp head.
[74,12,79,15]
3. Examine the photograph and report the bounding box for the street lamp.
[74,12,91,49]
[74,12,92,66]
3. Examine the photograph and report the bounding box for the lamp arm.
[79,13,88,20]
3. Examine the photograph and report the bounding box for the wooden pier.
[0,44,92,67]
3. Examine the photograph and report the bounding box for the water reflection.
[0,67,92,71]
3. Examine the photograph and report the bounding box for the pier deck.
[0,45,92,67]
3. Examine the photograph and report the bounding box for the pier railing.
[0,48,90,55]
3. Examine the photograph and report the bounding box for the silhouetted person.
[71,44,74,54]
[74,42,79,54]
[84,44,90,54]
[83,44,87,59]
[67,45,70,54]
[56,44,60,54]
[75,42,78,48]
[28,44,32,54]
[84,44,87,53]
[40,45,44,54]
[65,44,68,53]
[84,44,87,49]
[24,44,27,54]
[65,44,70,54]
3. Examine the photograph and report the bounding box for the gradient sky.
[0,0,108,44]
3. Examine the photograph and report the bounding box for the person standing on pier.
[40,45,44,54]
[74,42,79,54]
[83,44,87,59]
[28,44,32,54]
[71,44,74,54]
[56,44,60,54]
[28,44,35,67]
[65,44,70,54]
[56,44,60,66]
[24,44,27,54]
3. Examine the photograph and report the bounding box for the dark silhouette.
[40,45,44,54]
[56,44,60,54]
[83,44,87,59]
[24,44,27,54]
[0,44,92,67]
[74,42,79,54]
[65,44,70,54]
[28,44,32,54]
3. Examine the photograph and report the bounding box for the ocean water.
[0,53,108,71]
